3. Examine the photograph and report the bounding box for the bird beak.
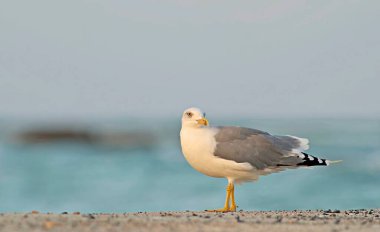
[197,117,209,126]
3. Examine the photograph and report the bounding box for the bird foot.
[205,207,236,213]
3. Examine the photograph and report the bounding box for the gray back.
[213,126,302,170]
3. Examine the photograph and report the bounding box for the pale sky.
[0,0,379,119]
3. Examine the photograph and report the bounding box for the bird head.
[181,107,209,128]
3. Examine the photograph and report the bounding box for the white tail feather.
[326,160,343,165]
[288,135,310,151]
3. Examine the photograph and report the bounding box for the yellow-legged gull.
[180,107,340,212]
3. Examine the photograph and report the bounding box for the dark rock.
[275,216,283,223]
[235,215,244,223]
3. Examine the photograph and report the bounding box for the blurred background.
[0,0,379,213]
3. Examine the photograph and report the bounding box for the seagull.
[180,107,340,212]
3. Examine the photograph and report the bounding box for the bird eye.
[186,112,193,118]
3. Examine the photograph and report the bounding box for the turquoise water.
[0,118,379,213]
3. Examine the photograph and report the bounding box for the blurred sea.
[0,118,379,213]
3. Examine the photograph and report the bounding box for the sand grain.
[0,209,379,232]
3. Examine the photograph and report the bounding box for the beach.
[0,209,379,232]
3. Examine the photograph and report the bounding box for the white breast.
[180,127,255,180]
[180,127,221,177]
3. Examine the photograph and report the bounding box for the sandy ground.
[0,209,379,232]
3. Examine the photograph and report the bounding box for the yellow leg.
[230,183,236,212]
[206,183,236,212]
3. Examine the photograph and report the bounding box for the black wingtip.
[297,152,327,166]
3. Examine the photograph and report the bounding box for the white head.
[181,107,209,128]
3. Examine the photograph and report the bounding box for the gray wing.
[213,126,306,170]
